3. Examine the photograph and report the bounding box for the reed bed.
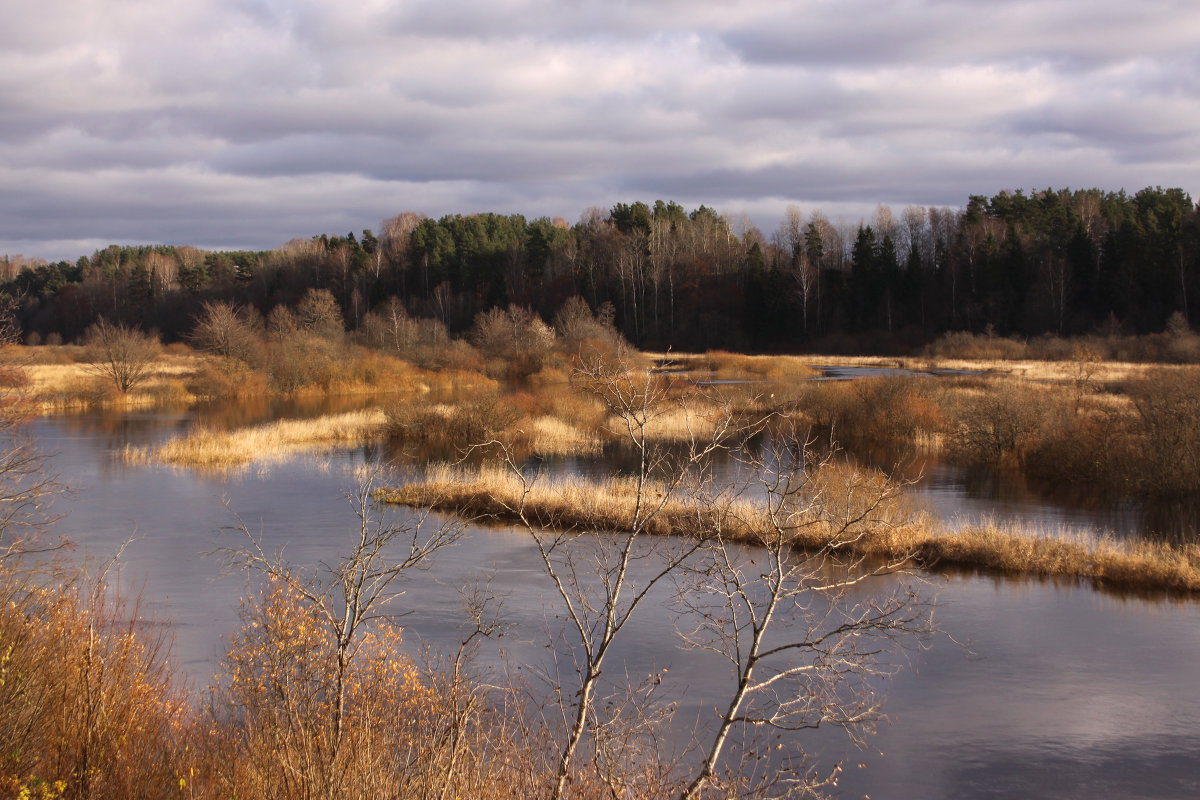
[124,409,388,469]
[380,463,753,539]
[18,354,202,412]
[383,466,1200,595]
[528,415,604,455]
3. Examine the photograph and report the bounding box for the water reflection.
[25,408,1200,800]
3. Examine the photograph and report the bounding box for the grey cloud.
[3,0,1200,261]
[721,1,1199,70]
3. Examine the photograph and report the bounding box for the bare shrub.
[1127,368,1200,493]
[795,376,943,455]
[190,301,263,363]
[948,380,1053,466]
[923,330,1028,360]
[553,296,625,356]
[459,354,930,800]
[386,393,523,454]
[471,305,556,378]
[83,318,161,393]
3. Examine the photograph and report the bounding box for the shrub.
[83,319,161,393]
[386,392,524,453]
[947,380,1052,466]
[0,565,187,800]
[1127,368,1200,493]
[471,306,555,379]
[203,580,438,800]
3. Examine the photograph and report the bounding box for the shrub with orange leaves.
[0,564,187,800]
[201,579,442,800]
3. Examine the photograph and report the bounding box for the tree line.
[3,186,1197,352]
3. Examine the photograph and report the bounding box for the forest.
[2,186,1197,353]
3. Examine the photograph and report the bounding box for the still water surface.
[27,406,1200,800]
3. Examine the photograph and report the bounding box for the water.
[21,406,1200,799]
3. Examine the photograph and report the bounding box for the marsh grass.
[21,354,201,412]
[380,463,742,539]
[124,409,388,470]
[4,345,495,414]
[699,351,820,379]
[386,379,704,459]
[384,466,1200,594]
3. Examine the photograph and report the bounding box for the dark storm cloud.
[2,0,1199,260]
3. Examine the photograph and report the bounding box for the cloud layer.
[4,0,1199,259]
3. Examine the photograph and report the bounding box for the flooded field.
[28,399,1200,800]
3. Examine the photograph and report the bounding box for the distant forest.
[3,186,1197,353]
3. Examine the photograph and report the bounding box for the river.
[22,405,1200,800]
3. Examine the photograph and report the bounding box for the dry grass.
[124,409,388,470]
[384,465,1200,595]
[613,400,724,443]
[17,351,203,412]
[2,345,497,413]
[380,463,741,539]
[528,415,604,455]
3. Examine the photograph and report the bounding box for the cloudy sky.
[4,0,1199,261]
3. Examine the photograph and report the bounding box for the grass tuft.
[125,409,388,470]
[383,466,1200,595]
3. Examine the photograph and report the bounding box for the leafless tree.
[777,206,817,336]
[84,317,161,393]
[675,425,931,799]
[467,353,931,799]
[190,301,263,363]
[481,353,749,800]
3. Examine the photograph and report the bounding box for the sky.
[3,0,1200,262]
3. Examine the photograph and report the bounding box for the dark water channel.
[24,404,1200,800]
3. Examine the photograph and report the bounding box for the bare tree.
[462,354,931,799]
[675,426,931,800]
[481,353,749,800]
[190,301,262,362]
[84,317,161,393]
[778,206,816,336]
[0,291,22,346]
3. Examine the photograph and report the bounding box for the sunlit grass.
[124,409,388,470]
[384,466,1200,594]
[380,463,740,539]
[19,352,202,412]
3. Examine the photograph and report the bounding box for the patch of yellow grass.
[528,416,603,455]
[384,466,1200,595]
[653,351,820,379]
[382,463,740,539]
[20,353,204,412]
[124,409,388,470]
[933,358,1154,384]
[614,401,723,442]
